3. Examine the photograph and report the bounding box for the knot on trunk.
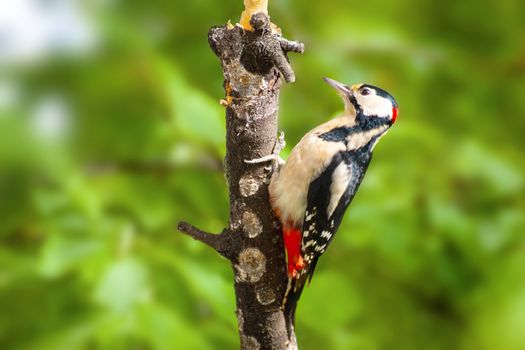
[209,13,304,84]
[240,13,304,83]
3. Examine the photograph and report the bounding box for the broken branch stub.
[209,13,304,85]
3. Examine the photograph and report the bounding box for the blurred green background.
[1,0,524,349]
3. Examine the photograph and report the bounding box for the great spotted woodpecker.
[268,77,398,327]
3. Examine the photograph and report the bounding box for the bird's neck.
[317,112,390,151]
[354,112,391,132]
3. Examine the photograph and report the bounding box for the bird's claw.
[244,131,286,172]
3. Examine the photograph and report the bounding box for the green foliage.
[1,0,524,349]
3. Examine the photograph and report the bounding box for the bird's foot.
[244,131,285,172]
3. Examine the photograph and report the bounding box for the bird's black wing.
[283,148,373,333]
[301,147,373,282]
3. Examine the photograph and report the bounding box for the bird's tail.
[283,258,319,337]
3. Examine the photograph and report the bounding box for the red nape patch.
[392,107,398,124]
[283,226,305,278]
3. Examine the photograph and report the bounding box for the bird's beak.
[323,77,351,95]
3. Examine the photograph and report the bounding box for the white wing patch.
[314,244,327,252]
[326,162,352,218]
[304,240,316,248]
[320,230,332,240]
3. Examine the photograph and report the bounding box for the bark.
[177,7,303,350]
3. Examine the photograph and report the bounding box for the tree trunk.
[177,3,303,349]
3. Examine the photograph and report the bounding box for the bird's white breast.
[269,117,351,227]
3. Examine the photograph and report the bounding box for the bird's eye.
[360,87,372,96]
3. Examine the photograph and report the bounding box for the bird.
[267,77,398,330]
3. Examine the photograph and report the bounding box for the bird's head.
[323,77,398,125]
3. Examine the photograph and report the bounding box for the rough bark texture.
[178,12,303,350]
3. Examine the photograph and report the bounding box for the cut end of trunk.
[240,0,268,30]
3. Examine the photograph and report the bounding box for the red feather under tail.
[283,226,305,278]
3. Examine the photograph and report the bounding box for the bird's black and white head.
[323,77,398,125]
